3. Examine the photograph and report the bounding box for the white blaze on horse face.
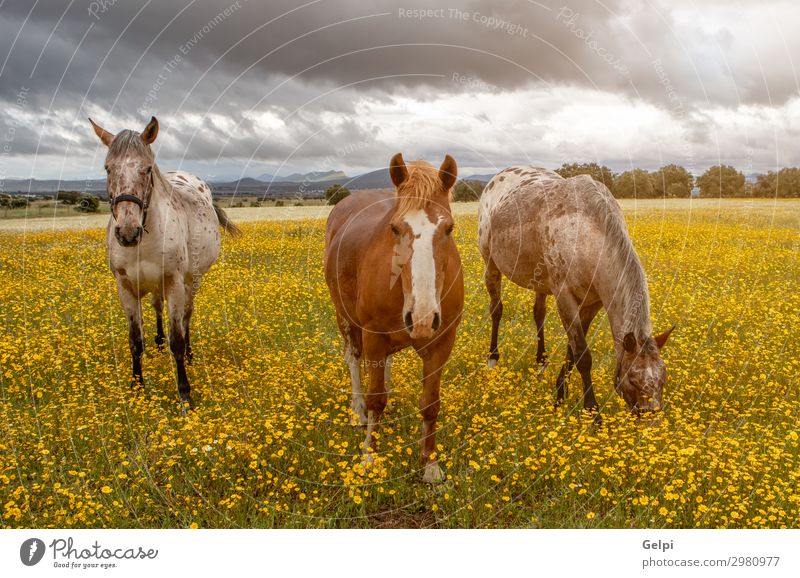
[404,209,443,335]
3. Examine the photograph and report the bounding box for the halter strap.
[109,172,153,232]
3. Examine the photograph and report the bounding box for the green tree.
[753,172,776,197]
[76,195,100,213]
[697,165,745,198]
[614,169,655,198]
[56,190,82,205]
[651,164,693,198]
[451,180,485,202]
[753,168,800,198]
[325,184,350,205]
[556,162,616,195]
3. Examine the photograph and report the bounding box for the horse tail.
[214,205,242,237]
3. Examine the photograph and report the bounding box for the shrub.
[325,184,350,205]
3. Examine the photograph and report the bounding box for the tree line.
[321,163,800,205]
[452,164,800,200]
[559,163,800,198]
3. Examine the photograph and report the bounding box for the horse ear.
[141,116,159,145]
[654,326,674,350]
[439,154,457,191]
[89,118,114,147]
[623,332,637,353]
[389,153,408,187]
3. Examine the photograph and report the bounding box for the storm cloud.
[0,0,798,179]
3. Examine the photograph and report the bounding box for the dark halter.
[109,172,153,233]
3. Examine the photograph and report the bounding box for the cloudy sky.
[0,0,798,181]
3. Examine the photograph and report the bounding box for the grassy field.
[0,199,798,528]
[0,196,326,225]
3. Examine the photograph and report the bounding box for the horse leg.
[384,354,392,395]
[555,345,574,406]
[534,292,547,366]
[116,277,144,387]
[183,286,195,365]
[361,333,388,465]
[484,259,503,368]
[554,292,583,406]
[165,275,192,410]
[150,294,165,351]
[345,343,366,426]
[337,315,366,426]
[577,303,602,416]
[419,330,455,484]
[572,329,598,417]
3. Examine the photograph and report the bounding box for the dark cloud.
[0,0,797,177]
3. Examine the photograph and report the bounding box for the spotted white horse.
[479,166,673,418]
[90,116,240,409]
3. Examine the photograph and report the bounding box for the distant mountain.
[213,177,268,188]
[1,168,395,197]
[280,170,348,183]
[463,173,496,182]
[340,168,392,189]
[0,178,106,194]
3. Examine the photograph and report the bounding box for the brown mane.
[393,160,452,221]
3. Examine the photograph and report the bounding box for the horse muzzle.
[404,308,441,339]
[115,225,144,247]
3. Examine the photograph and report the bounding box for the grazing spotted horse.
[325,153,464,483]
[90,116,240,409]
[479,166,673,416]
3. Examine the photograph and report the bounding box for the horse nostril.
[404,311,413,331]
[432,312,441,331]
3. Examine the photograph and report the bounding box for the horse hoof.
[179,396,194,413]
[487,358,497,369]
[422,462,443,484]
[361,454,374,469]
[587,411,602,426]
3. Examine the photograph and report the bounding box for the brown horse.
[479,166,672,417]
[324,153,464,483]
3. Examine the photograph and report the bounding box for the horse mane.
[393,161,451,220]
[575,175,653,339]
[106,129,155,164]
[107,129,175,199]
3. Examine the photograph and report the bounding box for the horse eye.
[445,225,454,235]
[390,224,400,235]
[104,166,109,173]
